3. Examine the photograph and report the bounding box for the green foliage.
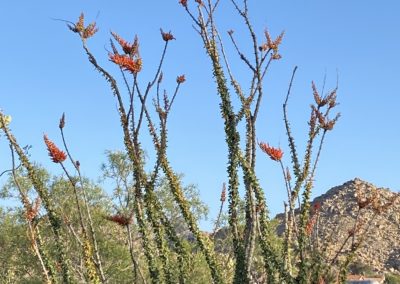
[0,208,41,283]
[385,273,400,284]
[348,261,375,276]
[0,151,212,283]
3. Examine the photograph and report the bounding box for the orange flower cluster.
[306,203,321,236]
[259,142,283,161]
[262,29,284,51]
[312,81,325,107]
[179,0,188,7]
[312,81,338,110]
[260,29,284,60]
[109,33,142,74]
[75,13,85,33]
[176,74,186,83]
[271,53,282,60]
[111,32,139,56]
[109,54,142,74]
[106,214,133,226]
[26,197,41,222]
[69,13,98,39]
[313,106,336,131]
[44,135,67,163]
[82,23,98,39]
[220,183,226,202]
[160,29,175,41]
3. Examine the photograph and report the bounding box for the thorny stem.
[135,41,169,137]
[80,39,161,282]
[238,153,294,284]
[0,113,72,283]
[127,224,147,284]
[212,183,226,237]
[9,145,55,284]
[283,67,301,179]
[59,162,101,283]
[60,125,106,282]
[217,26,256,282]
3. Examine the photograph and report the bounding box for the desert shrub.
[348,261,375,276]
[385,273,400,284]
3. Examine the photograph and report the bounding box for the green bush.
[385,273,400,284]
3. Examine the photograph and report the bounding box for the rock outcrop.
[276,178,400,273]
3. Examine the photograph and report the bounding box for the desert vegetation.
[0,1,398,283]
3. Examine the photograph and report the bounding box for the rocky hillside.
[277,178,400,273]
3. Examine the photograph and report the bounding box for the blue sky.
[1,1,399,230]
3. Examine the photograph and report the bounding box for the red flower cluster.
[176,74,186,84]
[220,183,226,202]
[82,22,98,39]
[44,135,67,163]
[109,54,142,74]
[259,29,284,60]
[160,29,175,41]
[179,0,188,7]
[26,197,41,222]
[111,32,139,56]
[109,33,142,74]
[106,214,133,227]
[258,142,283,161]
[306,203,321,236]
[75,13,85,33]
[69,13,98,39]
[261,29,284,52]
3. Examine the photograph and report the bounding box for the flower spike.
[259,142,283,161]
[44,134,67,163]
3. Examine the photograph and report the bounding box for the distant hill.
[276,178,400,274]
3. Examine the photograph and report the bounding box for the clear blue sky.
[1,1,399,230]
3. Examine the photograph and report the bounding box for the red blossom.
[176,74,186,83]
[82,22,98,39]
[261,29,285,52]
[111,32,139,56]
[271,53,282,60]
[69,13,84,33]
[179,0,188,7]
[306,202,321,235]
[44,135,67,163]
[109,53,142,74]
[68,13,98,39]
[313,202,321,212]
[258,142,283,161]
[312,81,325,107]
[26,197,41,222]
[220,183,226,202]
[106,214,133,226]
[160,29,175,41]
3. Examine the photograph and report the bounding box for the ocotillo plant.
[1,1,398,284]
[67,12,220,284]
